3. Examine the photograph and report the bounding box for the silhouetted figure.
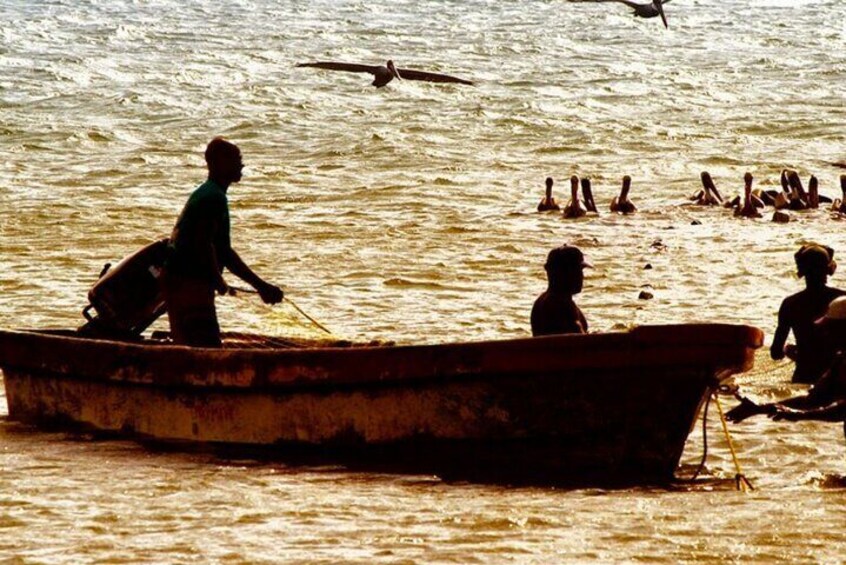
[581,177,598,213]
[163,137,284,347]
[728,297,846,434]
[531,245,591,336]
[770,244,845,383]
[691,171,722,206]
[610,175,637,214]
[735,172,762,218]
[563,175,588,218]
[296,60,473,88]
[611,0,670,28]
[537,177,561,212]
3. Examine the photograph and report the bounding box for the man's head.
[795,243,836,282]
[205,137,243,186]
[544,245,591,294]
[815,296,846,349]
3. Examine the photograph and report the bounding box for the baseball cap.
[545,245,593,270]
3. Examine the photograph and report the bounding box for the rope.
[283,297,333,335]
[689,390,711,482]
[227,285,334,336]
[713,392,756,492]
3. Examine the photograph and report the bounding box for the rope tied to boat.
[681,381,755,492]
[713,388,755,492]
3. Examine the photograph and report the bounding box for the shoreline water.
[2,0,846,561]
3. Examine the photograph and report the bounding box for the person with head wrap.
[728,297,846,440]
[770,244,845,383]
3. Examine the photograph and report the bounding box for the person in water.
[537,177,560,212]
[163,137,284,347]
[728,296,846,435]
[770,243,844,383]
[531,245,591,336]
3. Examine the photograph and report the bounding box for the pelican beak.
[655,0,668,28]
[387,60,401,80]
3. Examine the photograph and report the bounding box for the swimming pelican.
[611,0,670,28]
[538,177,561,212]
[610,175,637,214]
[580,177,598,213]
[833,175,846,214]
[692,171,722,206]
[296,60,474,88]
[773,169,792,209]
[563,176,587,219]
[787,170,809,210]
[808,175,820,209]
[735,173,762,218]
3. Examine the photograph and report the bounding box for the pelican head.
[570,175,580,198]
[621,175,632,198]
[386,60,401,80]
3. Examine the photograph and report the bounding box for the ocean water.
[1,0,846,561]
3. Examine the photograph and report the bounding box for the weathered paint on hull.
[0,325,763,486]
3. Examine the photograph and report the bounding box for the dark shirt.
[774,286,846,383]
[166,180,231,281]
[531,291,587,337]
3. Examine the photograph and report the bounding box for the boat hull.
[0,324,762,486]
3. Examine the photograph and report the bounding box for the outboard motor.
[79,238,170,338]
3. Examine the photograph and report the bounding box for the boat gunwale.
[0,324,763,391]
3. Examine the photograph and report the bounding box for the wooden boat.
[0,324,762,486]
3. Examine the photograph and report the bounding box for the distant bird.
[610,0,670,28]
[691,171,722,206]
[832,175,846,214]
[580,177,598,213]
[563,176,588,219]
[735,173,762,218]
[296,60,474,88]
[538,177,561,212]
[610,175,637,214]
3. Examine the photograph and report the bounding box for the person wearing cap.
[727,296,846,433]
[163,137,284,347]
[531,245,591,336]
[770,243,845,384]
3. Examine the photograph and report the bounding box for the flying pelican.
[296,59,474,88]
[610,0,670,28]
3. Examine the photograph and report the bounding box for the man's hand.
[216,277,229,296]
[257,282,284,305]
[784,344,798,361]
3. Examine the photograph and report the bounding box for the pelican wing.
[396,67,474,86]
[611,0,643,8]
[296,62,381,75]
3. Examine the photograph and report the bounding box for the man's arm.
[770,302,790,360]
[224,248,283,304]
[772,400,846,423]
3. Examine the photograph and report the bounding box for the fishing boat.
[0,324,762,486]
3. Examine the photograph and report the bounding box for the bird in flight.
[610,0,670,28]
[296,60,474,88]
